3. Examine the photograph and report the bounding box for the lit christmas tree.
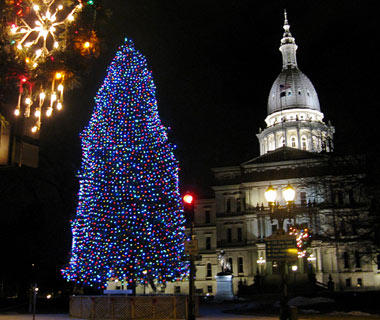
[62,38,188,288]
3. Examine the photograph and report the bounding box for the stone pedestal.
[215,274,234,301]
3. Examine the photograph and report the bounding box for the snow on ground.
[200,303,276,319]
[0,313,277,320]
[288,296,335,306]
[0,315,83,320]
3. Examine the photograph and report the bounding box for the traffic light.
[183,192,195,224]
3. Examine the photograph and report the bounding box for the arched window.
[268,135,274,151]
[206,263,212,277]
[291,136,296,148]
[301,136,307,150]
[263,138,268,153]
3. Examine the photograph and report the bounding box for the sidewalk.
[0,316,83,320]
[0,315,276,320]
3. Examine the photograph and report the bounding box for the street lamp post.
[256,257,266,275]
[142,270,148,295]
[32,284,38,320]
[183,192,196,320]
[264,184,296,320]
[291,265,298,293]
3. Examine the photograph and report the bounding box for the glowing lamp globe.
[183,194,194,205]
[264,185,277,204]
[283,184,296,203]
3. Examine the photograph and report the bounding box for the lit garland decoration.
[289,225,311,258]
[5,0,98,133]
[62,38,188,288]
[9,0,83,65]
[13,70,65,132]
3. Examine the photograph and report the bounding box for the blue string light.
[62,38,188,288]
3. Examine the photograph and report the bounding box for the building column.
[284,128,288,147]
[296,126,300,149]
[316,247,322,272]
[274,131,278,149]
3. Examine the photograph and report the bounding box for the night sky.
[52,0,378,195]
[1,0,378,295]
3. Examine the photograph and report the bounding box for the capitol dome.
[267,68,320,115]
[256,11,334,156]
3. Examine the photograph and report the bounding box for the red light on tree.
[183,194,194,205]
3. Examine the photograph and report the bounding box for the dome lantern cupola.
[280,10,298,69]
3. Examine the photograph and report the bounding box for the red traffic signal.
[183,192,195,224]
[183,194,194,205]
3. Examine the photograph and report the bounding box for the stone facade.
[163,12,380,296]
[162,150,379,296]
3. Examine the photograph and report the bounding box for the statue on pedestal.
[215,250,234,301]
[217,250,232,275]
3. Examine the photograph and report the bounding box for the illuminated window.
[291,136,296,147]
[301,136,307,150]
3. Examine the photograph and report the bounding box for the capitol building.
[162,11,380,296]
[103,11,380,297]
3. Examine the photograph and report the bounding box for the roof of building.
[242,146,323,165]
[267,68,321,115]
[211,148,366,187]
